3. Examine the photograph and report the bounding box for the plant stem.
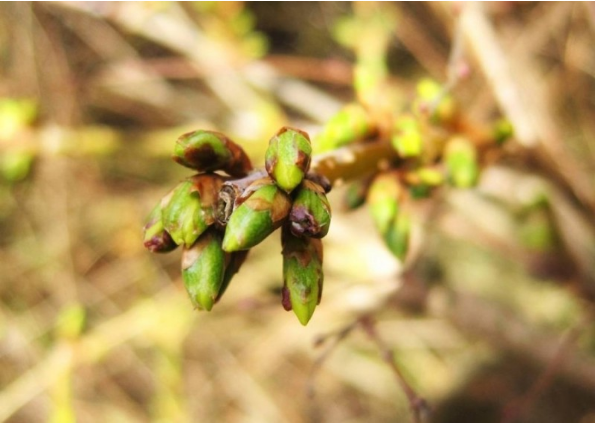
[310,140,398,186]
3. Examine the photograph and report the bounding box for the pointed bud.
[161,174,223,247]
[404,166,444,199]
[384,209,410,261]
[343,179,369,210]
[391,115,423,158]
[143,203,178,253]
[222,177,291,251]
[314,103,376,153]
[173,130,253,177]
[444,136,478,188]
[181,229,226,311]
[265,127,312,193]
[289,180,332,238]
[492,118,514,145]
[367,173,404,234]
[282,231,323,326]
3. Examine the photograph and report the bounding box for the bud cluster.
[143,130,254,311]
[143,127,331,325]
[317,78,512,263]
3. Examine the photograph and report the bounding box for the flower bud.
[367,173,404,234]
[493,118,514,145]
[143,203,177,253]
[222,177,291,252]
[391,115,423,158]
[444,136,478,188]
[265,127,312,193]
[181,229,226,311]
[343,179,369,210]
[161,174,223,247]
[281,231,323,326]
[173,130,253,177]
[288,180,331,238]
[404,166,444,199]
[383,209,410,261]
[314,103,375,153]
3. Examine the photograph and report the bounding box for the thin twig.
[500,321,588,423]
[307,319,360,398]
[359,315,430,423]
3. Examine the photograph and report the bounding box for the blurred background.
[0,2,593,423]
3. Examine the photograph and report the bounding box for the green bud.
[404,166,444,199]
[182,229,226,311]
[222,177,291,252]
[289,180,332,238]
[383,209,410,261]
[265,127,312,193]
[143,203,178,253]
[444,136,479,188]
[493,118,514,145]
[412,78,457,124]
[314,103,375,153]
[343,179,369,210]
[173,130,253,177]
[367,173,404,234]
[281,231,323,326]
[391,115,423,158]
[161,174,223,247]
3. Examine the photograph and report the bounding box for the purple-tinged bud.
[143,203,178,253]
[288,180,332,239]
[281,230,323,326]
[173,130,253,177]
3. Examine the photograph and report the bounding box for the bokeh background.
[0,3,593,423]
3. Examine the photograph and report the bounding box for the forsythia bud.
[173,130,253,177]
[367,173,411,260]
[391,114,423,158]
[288,180,332,238]
[161,174,223,247]
[182,229,226,311]
[444,136,479,188]
[314,103,375,153]
[384,209,410,261]
[493,119,514,145]
[143,203,178,253]
[281,231,323,326]
[367,173,403,234]
[222,177,292,252]
[265,127,312,193]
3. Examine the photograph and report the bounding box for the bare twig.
[307,319,360,397]
[359,316,430,423]
[500,321,588,423]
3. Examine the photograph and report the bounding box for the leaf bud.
[143,203,178,253]
[161,174,223,247]
[173,130,252,177]
[265,126,312,193]
[281,231,324,326]
[222,177,291,251]
[181,229,226,311]
[288,180,332,238]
